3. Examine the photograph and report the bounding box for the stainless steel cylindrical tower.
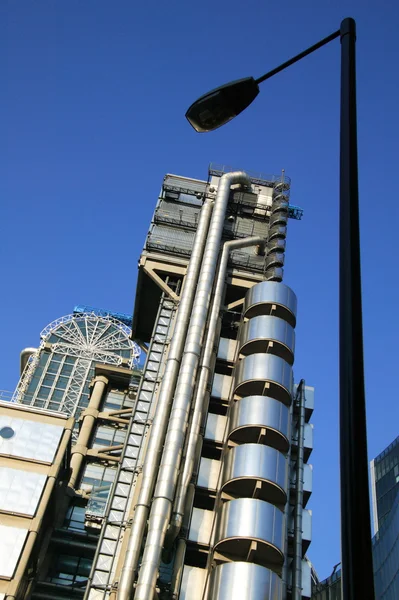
[208,280,297,600]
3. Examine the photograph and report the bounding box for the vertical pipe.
[170,539,186,599]
[165,235,266,549]
[134,172,250,600]
[282,400,293,600]
[68,375,108,490]
[117,198,213,600]
[339,17,374,600]
[292,380,305,599]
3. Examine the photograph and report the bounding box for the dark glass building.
[312,435,399,600]
[370,436,399,598]
[370,435,399,532]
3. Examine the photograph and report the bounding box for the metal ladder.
[85,292,177,600]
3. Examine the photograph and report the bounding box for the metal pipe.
[339,17,374,599]
[292,379,305,599]
[68,375,108,491]
[255,29,339,85]
[117,197,213,600]
[134,171,251,600]
[165,235,266,550]
[20,347,37,374]
[281,399,293,600]
[170,539,186,599]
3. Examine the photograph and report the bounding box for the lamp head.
[185,77,259,133]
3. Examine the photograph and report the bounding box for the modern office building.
[312,435,399,600]
[370,435,399,533]
[0,308,141,600]
[1,164,314,600]
[371,435,399,598]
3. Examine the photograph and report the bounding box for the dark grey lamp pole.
[185,17,375,600]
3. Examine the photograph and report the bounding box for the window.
[80,463,117,518]
[103,389,134,412]
[0,426,15,439]
[80,463,116,493]
[92,425,126,450]
[63,503,87,532]
[46,554,92,587]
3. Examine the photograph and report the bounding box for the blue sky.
[2,0,399,582]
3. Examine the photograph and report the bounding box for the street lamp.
[186,18,375,600]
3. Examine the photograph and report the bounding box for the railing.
[0,390,15,403]
[162,179,303,220]
[209,163,292,187]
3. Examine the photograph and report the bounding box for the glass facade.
[313,436,399,600]
[102,388,134,412]
[371,436,399,531]
[80,462,117,518]
[372,487,399,598]
[16,313,138,420]
[46,553,92,588]
[311,568,342,600]
[21,353,92,417]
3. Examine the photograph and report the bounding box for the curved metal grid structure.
[40,312,139,365]
[13,313,140,415]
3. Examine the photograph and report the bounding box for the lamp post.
[185,18,374,600]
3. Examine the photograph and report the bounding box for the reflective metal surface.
[180,565,206,600]
[214,498,285,568]
[286,558,312,599]
[288,508,312,551]
[188,507,214,545]
[291,463,313,506]
[212,373,232,400]
[0,415,63,463]
[222,444,288,505]
[205,412,227,444]
[198,457,222,491]
[208,562,282,600]
[228,396,290,452]
[0,467,46,516]
[217,337,237,362]
[291,422,313,456]
[234,354,292,405]
[0,524,28,578]
[244,281,297,327]
[239,315,295,365]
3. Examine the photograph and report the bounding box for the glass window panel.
[48,401,60,411]
[103,390,124,411]
[47,553,92,587]
[43,374,56,386]
[80,395,89,408]
[33,399,45,408]
[55,377,68,390]
[37,386,51,400]
[63,503,87,531]
[61,364,73,375]
[123,395,134,409]
[47,360,61,374]
[51,389,64,401]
